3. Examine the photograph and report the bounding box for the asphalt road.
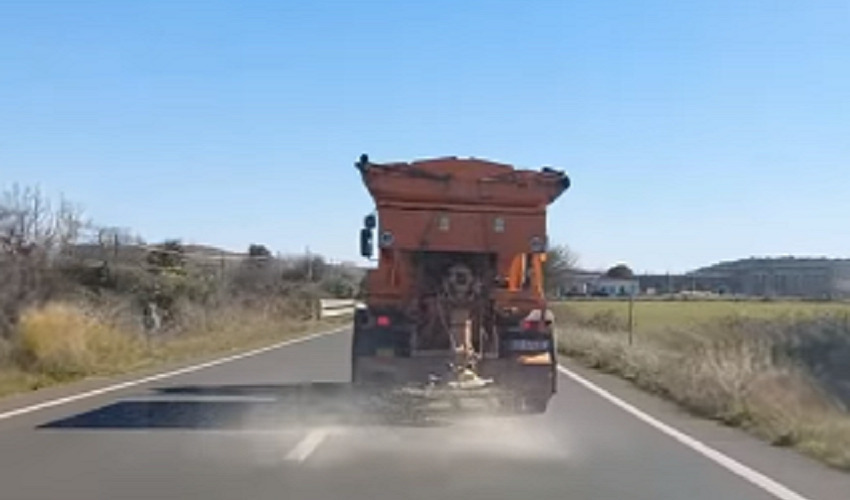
[0,327,849,500]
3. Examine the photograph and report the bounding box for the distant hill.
[693,256,850,275]
[62,242,366,272]
[61,242,246,267]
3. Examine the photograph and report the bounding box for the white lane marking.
[285,429,328,462]
[0,327,347,422]
[557,365,812,500]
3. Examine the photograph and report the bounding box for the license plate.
[510,339,550,352]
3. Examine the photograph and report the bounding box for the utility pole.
[306,245,313,282]
[629,291,635,345]
[219,251,225,281]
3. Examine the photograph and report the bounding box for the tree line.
[0,184,360,337]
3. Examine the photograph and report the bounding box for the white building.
[556,272,640,297]
[592,277,639,297]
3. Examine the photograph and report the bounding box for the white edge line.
[0,327,347,422]
[285,429,329,462]
[557,365,811,500]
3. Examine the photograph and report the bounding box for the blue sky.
[1,1,848,273]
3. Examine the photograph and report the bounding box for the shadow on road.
[38,383,511,431]
[155,382,352,398]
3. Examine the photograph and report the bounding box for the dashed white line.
[285,429,329,462]
[557,364,812,500]
[0,327,346,422]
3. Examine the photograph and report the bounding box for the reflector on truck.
[517,352,553,365]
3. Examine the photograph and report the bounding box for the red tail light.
[376,315,391,327]
[522,320,540,331]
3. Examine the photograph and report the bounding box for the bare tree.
[0,185,85,336]
[606,263,634,279]
[0,184,83,255]
[97,226,142,248]
[544,244,579,296]
[247,244,272,258]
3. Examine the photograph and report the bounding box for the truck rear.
[351,154,570,413]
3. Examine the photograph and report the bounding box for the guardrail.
[318,299,359,319]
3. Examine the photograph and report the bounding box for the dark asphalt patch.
[37,383,519,430]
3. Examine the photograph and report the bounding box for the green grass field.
[551,299,850,333]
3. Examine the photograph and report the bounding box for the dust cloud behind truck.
[352,154,570,413]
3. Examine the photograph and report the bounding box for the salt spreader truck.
[351,155,570,413]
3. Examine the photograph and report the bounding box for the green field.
[551,299,850,333]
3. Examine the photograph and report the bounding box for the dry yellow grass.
[15,303,146,378]
[0,367,45,395]
[557,316,850,469]
[0,301,343,399]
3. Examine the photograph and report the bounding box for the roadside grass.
[554,303,850,470]
[0,301,345,399]
[0,368,45,396]
[555,299,850,334]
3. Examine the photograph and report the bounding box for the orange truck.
[352,154,570,413]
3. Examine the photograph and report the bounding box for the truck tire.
[351,319,362,385]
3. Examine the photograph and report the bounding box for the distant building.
[638,273,730,295]
[592,277,639,297]
[556,272,638,297]
[557,271,600,296]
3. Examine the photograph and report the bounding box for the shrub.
[585,310,623,332]
[15,303,143,378]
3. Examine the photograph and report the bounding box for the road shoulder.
[558,357,850,500]
[0,326,347,419]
